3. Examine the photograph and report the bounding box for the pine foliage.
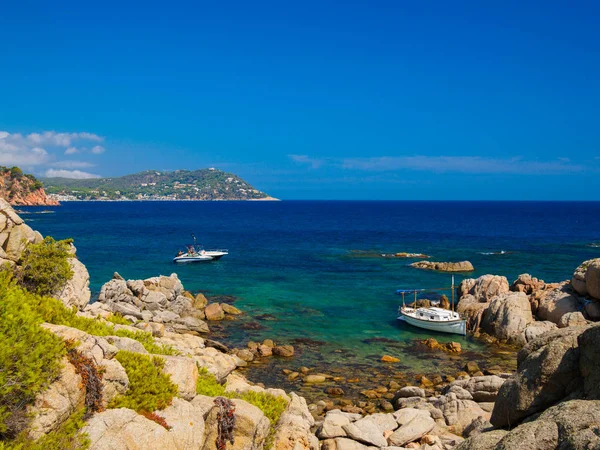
[0,272,65,439]
[109,351,178,412]
[16,237,74,297]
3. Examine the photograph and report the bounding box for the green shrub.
[195,367,226,397]
[0,272,65,439]
[2,281,175,356]
[109,351,178,412]
[195,368,287,427]
[17,237,74,297]
[112,329,178,356]
[237,391,288,428]
[24,408,89,450]
[105,313,130,326]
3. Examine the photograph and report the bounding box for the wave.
[589,242,600,248]
[479,250,508,255]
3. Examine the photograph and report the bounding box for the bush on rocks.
[2,272,176,356]
[0,272,65,440]
[196,368,288,427]
[14,237,74,297]
[109,351,178,412]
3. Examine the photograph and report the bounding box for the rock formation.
[411,261,475,272]
[457,322,600,449]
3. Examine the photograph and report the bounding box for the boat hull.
[398,313,466,336]
[173,255,213,263]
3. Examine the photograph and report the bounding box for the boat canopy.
[395,289,426,294]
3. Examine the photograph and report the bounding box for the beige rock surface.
[27,358,85,440]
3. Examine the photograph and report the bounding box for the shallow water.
[23,200,600,398]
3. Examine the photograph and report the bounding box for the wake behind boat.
[396,277,467,336]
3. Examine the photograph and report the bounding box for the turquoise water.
[21,201,600,397]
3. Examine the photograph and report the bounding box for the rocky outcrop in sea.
[411,261,475,272]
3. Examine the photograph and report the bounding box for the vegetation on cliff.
[109,351,178,413]
[0,273,66,440]
[0,167,57,206]
[16,237,74,297]
[196,368,287,427]
[43,168,273,201]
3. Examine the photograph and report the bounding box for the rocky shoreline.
[3,198,600,449]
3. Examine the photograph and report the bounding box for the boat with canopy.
[396,276,466,336]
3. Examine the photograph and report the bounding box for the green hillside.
[42,168,274,201]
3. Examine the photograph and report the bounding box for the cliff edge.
[0,166,58,206]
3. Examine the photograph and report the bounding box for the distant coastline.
[46,195,280,202]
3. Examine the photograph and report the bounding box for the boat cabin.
[405,307,461,322]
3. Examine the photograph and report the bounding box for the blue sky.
[0,1,599,200]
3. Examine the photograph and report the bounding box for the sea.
[20,200,600,400]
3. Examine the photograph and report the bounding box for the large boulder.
[578,324,600,399]
[459,275,509,303]
[456,294,489,332]
[523,320,557,343]
[571,258,600,299]
[272,393,318,450]
[536,283,582,325]
[4,222,37,261]
[202,398,270,450]
[431,394,489,434]
[161,355,199,401]
[58,255,91,309]
[157,398,206,450]
[388,408,435,446]
[317,412,351,439]
[83,408,179,449]
[490,326,585,427]
[480,292,534,346]
[205,303,225,321]
[449,376,505,402]
[558,311,588,328]
[455,429,508,450]
[586,259,600,300]
[470,400,600,450]
[510,273,545,295]
[27,358,85,439]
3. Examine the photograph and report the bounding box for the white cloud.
[49,160,95,169]
[27,131,103,148]
[288,154,325,169]
[0,130,106,172]
[0,132,50,166]
[289,154,587,175]
[45,169,101,179]
[339,156,584,174]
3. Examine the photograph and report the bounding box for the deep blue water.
[20,201,600,388]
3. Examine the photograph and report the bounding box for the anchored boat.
[396,277,467,336]
[173,234,228,263]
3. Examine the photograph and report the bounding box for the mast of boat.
[451,275,455,312]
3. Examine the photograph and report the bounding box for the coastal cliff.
[0,166,58,206]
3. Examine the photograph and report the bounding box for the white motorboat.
[173,246,214,263]
[395,277,467,336]
[173,234,228,263]
[397,306,466,336]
